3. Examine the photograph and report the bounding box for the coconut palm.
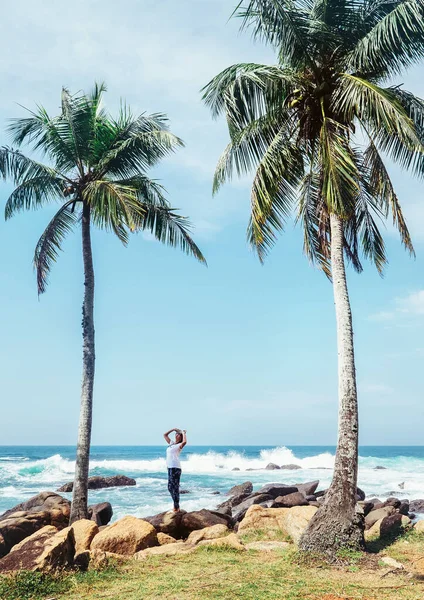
[0,83,205,523]
[203,0,424,554]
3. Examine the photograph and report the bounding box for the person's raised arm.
[164,428,180,444]
[180,430,187,450]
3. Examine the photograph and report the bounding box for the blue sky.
[0,0,423,446]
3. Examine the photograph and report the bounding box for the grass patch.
[0,570,70,600]
[41,544,424,600]
[238,528,291,544]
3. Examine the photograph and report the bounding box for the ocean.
[1,445,423,521]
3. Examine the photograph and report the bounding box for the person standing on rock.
[163,428,187,512]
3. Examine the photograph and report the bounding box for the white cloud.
[361,383,394,395]
[369,290,424,322]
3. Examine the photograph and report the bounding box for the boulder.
[283,506,318,545]
[380,513,403,538]
[245,541,290,551]
[226,493,251,508]
[238,505,288,535]
[90,516,158,555]
[374,466,387,470]
[214,502,232,518]
[364,518,383,541]
[273,492,308,508]
[296,481,320,496]
[373,498,401,511]
[232,494,274,521]
[257,484,298,499]
[0,525,74,573]
[380,556,404,570]
[0,492,70,525]
[409,500,424,514]
[88,502,113,526]
[57,475,136,493]
[82,548,129,570]
[199,533,244,551]
[414,520,424,533]
[0,511,52,557]
[357,502,374,517]
[144,510,186,539]
[399,501,410,516]
[265,463,280,470]
[280,464,301,470]
[180,510,228,538]
[136,541,192,559]
[71,519,99,555]
[237,505,317,545]
[227,482,253,497]
[232,468,240,471]
[356,488,366,502]
[187,524,229,545]
[157,532,177,545]
[207,510,234,528]
[365,506,394,529]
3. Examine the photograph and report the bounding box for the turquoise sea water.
[1,446,423,521]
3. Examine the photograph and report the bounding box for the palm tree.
[203,0,424,555]
[0,83,205,524]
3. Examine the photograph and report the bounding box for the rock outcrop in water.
[57,475,136,492]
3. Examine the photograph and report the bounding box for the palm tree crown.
[203,0,424,269]
[0,82,205,292]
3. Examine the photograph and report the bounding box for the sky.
[0,0,423,447]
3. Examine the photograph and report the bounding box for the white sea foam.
[1,447,424,510]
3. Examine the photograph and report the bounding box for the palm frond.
[0,147,68,219]
[138,205,206,264]
[363,136,415,254]
[34,202,79,294]
[348,0,424,78]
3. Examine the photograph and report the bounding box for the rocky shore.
[0,478,423,575]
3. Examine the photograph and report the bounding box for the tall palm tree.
[0,83,205,524]
[203,0,424,554]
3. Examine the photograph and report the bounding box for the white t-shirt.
[166,443,182,468]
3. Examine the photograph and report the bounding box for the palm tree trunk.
[299,213,364,555]
[69,203,95,524]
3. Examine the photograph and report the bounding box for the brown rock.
[90,516,158,555]
[283,506,318,544]
[232,494,274,521]
[227,482,253,496]
[0,492,70,523]
[273,492,308,508]
[0,511,52,557]
[88,502,113,526]
[295,481,320,496]
[199,533,244,551]
[414,520,424,533]
[71,519,99,554]
[157,532,177,545]
[245,541,290,551]
[180,510,229,538]
[187,524,229,545]
[57,475,136,493]
[380,513,403,537]
[409,500,424,513]
[144,510,186,539]
[256,484,298,498]
[85,548,129,570]
[0,525,74,573]
[365,506,395,529]
[237,505,289,536]
[136,541,193,559]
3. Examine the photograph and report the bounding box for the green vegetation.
[2,534,424,600]
[203,0,424,554]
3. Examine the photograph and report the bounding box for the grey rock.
[280,464,301,470]
[265,463,280,470]
[257,484,298,498]
[409,499,424,514]
[227,482,253,497]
